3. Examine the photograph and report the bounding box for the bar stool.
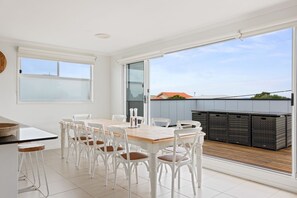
[18,143,49,197]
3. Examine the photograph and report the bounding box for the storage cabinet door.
[209,113,227,142]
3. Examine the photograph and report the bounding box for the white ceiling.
[0,0,295,54]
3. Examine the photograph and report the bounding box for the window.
[18,53,94,102]
[150,28,293,173]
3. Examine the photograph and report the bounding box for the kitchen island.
[0,116,57,198]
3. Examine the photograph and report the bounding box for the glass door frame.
[123,60,150,124]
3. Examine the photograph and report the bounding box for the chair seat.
[72,136,92,141]
[85,140,104,145]
[99,146,123,152]
[158,154,188,162]
[18,143,45,152]
[121,152,148,160]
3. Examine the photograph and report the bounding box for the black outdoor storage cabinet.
[209,113,228,142]
[228,114,251,146]
[192,112,208,139]
[252,115,286,150]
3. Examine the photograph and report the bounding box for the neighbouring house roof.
[155,92,192,99]
[150,95,162,100]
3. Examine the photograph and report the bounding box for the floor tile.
[48,188,92,198]
[270,190,297,198]
[225,181,279,198]
[17,148,296,198]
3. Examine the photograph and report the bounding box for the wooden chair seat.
[84,140,104,145]
[18,143,45,152]
[121,152,148,160]
[158,154,188,162]
[72,136,92,141]
[98,146,123,152]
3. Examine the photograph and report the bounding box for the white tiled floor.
[18,149,297,198]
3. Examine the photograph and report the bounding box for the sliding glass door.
[125,61,150,123]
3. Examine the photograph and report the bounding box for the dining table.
[60,119,205,198]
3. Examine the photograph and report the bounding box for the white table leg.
[149,152,157,198]
[196,145,202,188]
[60,123,65,159]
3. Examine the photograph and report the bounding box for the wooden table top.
[84,119,202,144]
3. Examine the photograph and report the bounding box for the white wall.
[0,40,111,149]
[110,59,124,116]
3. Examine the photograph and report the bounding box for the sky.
[21,58,91,79]
[150,28,292,98]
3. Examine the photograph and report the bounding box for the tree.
[168,95,186,100]
[251,92,288,99]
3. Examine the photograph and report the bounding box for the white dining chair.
[160,120,201,181]
[176,120,201,129]
[73,114,92,121]
[151,118,171,127]
[88,123,123,186]
[112,114,126,122]
[73,121,93,172]
[157,127,203,198]
[108,126,149,198]
[59,119,78,163]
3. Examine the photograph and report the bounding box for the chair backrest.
[108,126,130,160]
[151,118,171,127]
[112,114,126,122]
[173,128,204,163]
[176,120,201,129]
[88,123,107,149]
[60,119,74,138]
[73,121,88,143]
[137,116,145,125]
[73,114,92,121]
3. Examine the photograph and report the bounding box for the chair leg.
[158,163,163,182]
[178,168,181,189]
[28,153,36,187]
[40,151,49,197]
[77,145,82,168]
[88,148,92,174]
[91,153,97,178]
[66,141,71,163]
[189,165,196,195]
[35,152,41,189]
[104,158,108,186]
[170,165,175,198]
[113,160,120,189]
[135,163,139,184]
[18,153,25,179]
[128,164,132,198]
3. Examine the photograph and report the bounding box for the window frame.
[17,50,95,103]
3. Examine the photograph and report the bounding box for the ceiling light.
[95,33,110,39]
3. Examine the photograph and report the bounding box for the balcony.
[151,98,292,173]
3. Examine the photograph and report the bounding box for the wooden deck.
[203,140,292,173]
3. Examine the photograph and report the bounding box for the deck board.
[203,140,292,173]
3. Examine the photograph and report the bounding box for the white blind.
[18,47,96,65]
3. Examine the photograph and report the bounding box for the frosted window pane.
[21,58,57,76]
[59,62,91,79]
[127,82,143,101]
[127,62,144,82]
[19,77,91,101]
